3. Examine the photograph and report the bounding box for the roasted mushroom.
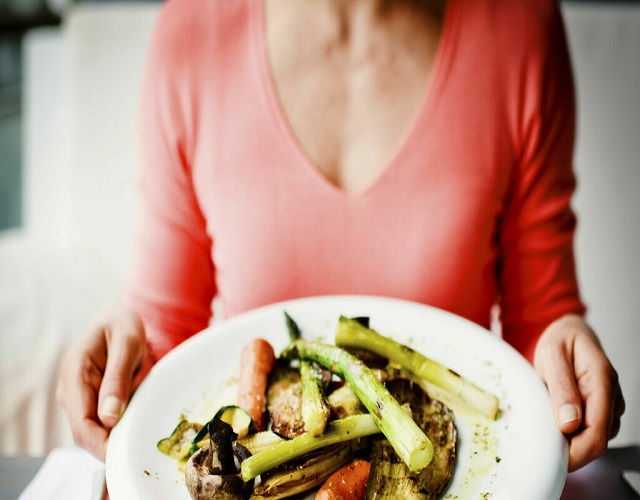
[185,418,253,499]
[365,378,457,499]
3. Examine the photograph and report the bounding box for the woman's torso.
[186,0,511,325]
[131,0,584,359]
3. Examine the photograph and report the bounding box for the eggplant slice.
[365,378,457,499]
[266,364,306,439]
[342,346,389,370]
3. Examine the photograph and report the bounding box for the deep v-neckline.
[251,0,460,199]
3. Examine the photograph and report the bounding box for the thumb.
[536,343,583,435]
[98,330,145,428]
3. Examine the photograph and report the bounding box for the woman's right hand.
[56,303,153,461]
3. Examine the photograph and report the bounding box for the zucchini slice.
[157,420,201,461]
[214,405,252,438]
[189,405,253,455]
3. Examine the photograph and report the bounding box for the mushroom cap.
[185,445,251,500]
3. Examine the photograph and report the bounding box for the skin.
[56,304,153,460]
[57,0,624,471]
[265,0,446,194]
[533,315,625,472]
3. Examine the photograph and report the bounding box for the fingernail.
[559,404,580,424]
[101,396,125,420]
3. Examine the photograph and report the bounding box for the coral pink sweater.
[127,0,585,362]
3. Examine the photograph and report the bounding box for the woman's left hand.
[533,314,625,471]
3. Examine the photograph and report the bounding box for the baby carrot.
[237,337,276,432]
[315,458,371,500]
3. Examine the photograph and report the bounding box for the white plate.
[106,295,567,499]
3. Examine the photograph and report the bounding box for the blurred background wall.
[0,0,159,231]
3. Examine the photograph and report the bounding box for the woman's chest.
[270,55,435,195]
[192,111,509,321]
[264,2,444,194]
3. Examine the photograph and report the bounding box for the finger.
[536,342,583,434]
[609,388,625,439]
[57,346,110,461]
[97,327,146,428]
[132,347,155,392]
[566,346,615,471]
[566,373,610,470]
[74,418,110,461]
[608,416,620,440]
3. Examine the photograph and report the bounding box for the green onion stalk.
[284,312,330,437]
[240,414,380,481]
[279,340,434,472]
[299,361,330,436]
[335,316,500,419]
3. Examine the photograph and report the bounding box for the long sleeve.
[498,1,586,361]
[126,1,216,360]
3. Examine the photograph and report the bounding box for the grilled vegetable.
[185,418,254,499]
[266,364,305,439]
[280,340,434,472]
[238,338,276,432]
[316,458,371,500]
[240,414,381,481]
[251,443,354,499]
[283,311,302,340]
[300,360,331,436]
[215,405,252,438]
[365,378,457,499]
[236,430,285,455]
[188,406,253,457]
[284,312,331,437]
[327,384,366,419]
[342,346,390,370]
[157,420,201,463]
[335,316,500,419]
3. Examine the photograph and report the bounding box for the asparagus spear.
[284,312,330,437]
[335,316,500,419]
[280,340,434,472]
[240,414,380,481]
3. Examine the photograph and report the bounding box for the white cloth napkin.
[18,447,105,500]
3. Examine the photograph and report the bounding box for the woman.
[57,0,624,472]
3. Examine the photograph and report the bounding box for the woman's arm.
[497,1,625,470]
[126,0,216,360]
[498,0,584,360]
